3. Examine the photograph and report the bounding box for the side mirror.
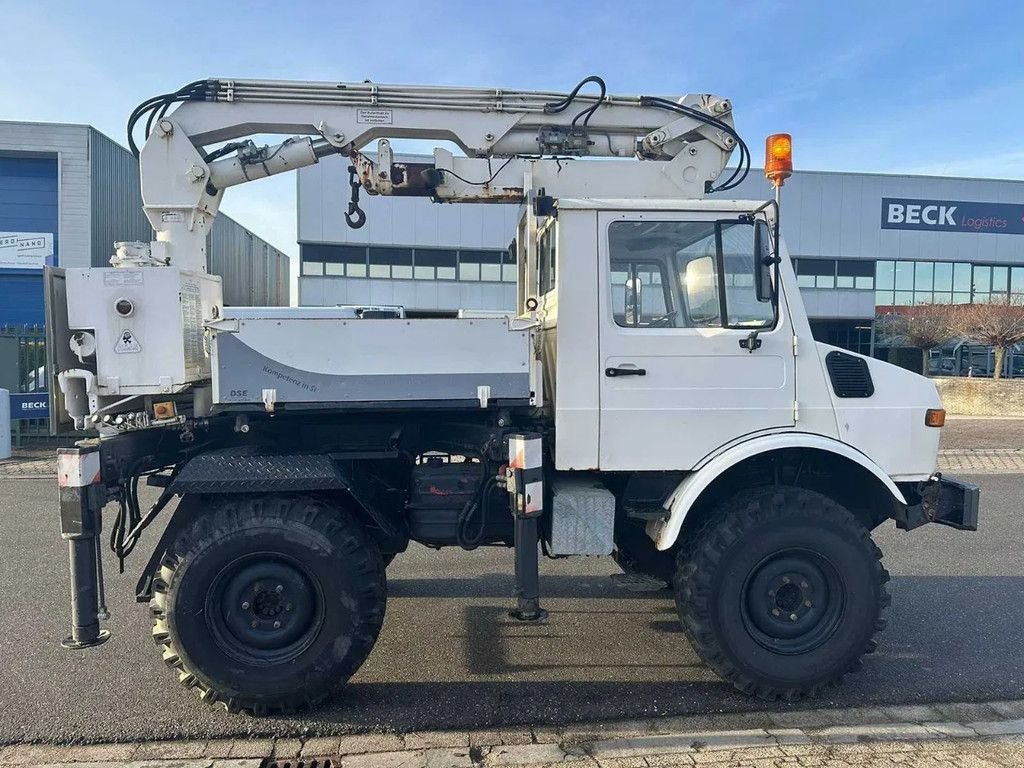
[754,220,777,303]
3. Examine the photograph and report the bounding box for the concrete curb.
[4,698,1024,767]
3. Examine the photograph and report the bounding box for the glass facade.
[301,244,514,283]
[795,256,1024,308]
[874,259,1024,307]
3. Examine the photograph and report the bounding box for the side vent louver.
[825,351,874,398]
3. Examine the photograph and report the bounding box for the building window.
[795,258,837,289]
[460,250,502,282]
[300,244,367,277]
[836,260,874,290]
[368,247,412,278]
[413,248,457,280]
[297,243,520,284]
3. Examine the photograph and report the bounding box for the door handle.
[605,366,647,377]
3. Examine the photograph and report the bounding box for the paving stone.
[531,726,561,743]
[301,736,342,756]
[404,731,471,750]
[272,739,303,758]
[133,739,209,759]
[967,719,1024,736]
[212,761,264,768]
[470,730,534,747]
[643,754,699,767]
[423,746,475,767]
[485,742,567,765]
[345,749,427,768]
[593,755,653,767]
[202,739,235,758]
[336,732,406,754]
[65,742,139,762]
[0,744,77,765]
[227,739,273,758]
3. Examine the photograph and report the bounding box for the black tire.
[675,487,889,701]
[612,520,676,585]
[150,494,387,714]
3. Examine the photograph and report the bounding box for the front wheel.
[675,487,889,701]
[150,494,387,714]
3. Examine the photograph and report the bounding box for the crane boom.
[130,76,747,273]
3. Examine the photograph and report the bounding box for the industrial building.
[297,154,1024,371]
[0,121,290,327]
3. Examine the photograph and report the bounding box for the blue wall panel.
[0,155,58,325]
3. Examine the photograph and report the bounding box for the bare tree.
[875,304,958,376]
[951,295,1024,379]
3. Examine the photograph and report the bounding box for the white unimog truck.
[47,76,978,714]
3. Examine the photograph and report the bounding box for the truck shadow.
[269,575,1024,733]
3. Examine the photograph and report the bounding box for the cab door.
[597,211,795,471]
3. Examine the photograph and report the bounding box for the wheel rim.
[206,552,325,665]
[740,548,846,655]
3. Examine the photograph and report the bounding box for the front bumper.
[898,475,980,531]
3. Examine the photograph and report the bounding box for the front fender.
[648,433,908,551]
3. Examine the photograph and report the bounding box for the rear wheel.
[675,487,889,700]
[150,494,386,714]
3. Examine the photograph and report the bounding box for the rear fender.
[648,433,907,551]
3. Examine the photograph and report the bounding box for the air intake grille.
[825,351,874,398]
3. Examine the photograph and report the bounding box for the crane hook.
[345,165,367,229]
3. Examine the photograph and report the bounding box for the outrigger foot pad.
[61,629,110,649]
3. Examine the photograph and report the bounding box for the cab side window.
[608,220,774,330]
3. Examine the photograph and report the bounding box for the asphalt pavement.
[0,472,1021,746]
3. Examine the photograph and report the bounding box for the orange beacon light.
[765,133,793,187]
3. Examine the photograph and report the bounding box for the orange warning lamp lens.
[925,408,946,428]
[765,133,793,186]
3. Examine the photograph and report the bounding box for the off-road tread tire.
[149,494,386,715]
[674,486,890,702]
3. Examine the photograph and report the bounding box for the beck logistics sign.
[882,199,1024,235]
[0,232,54,269]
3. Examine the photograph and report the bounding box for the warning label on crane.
[357,108,393,125]
[115,330,142,354]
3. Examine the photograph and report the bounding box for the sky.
[2,0,1022,260]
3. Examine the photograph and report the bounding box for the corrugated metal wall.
[208,214,290,306]
[88,128,152,267]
